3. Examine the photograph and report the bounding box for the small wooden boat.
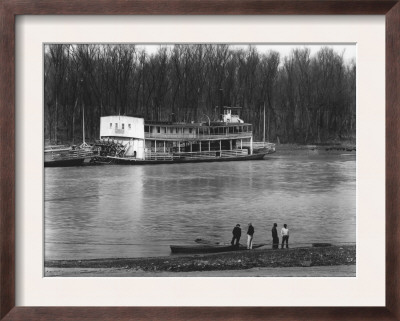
[170,243,266,254]
[312,243,332,247]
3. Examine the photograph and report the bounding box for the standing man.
[231,224,241,247]
[271,223,279,249]
[247,223,255,249]
[281,224,289,249]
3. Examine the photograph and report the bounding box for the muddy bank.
[45,264,356,277]
[45,245,355,273]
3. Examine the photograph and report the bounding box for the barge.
[44,144,97,167]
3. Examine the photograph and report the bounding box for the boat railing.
[242,141,276,151]
[45,148,98,161]
[44,145,72,152]
[145,132,252,140]
[175,149,249,159]
[252,142,276,149]
[144,152,174,161]
[145,149,248,161]
[219,149,249,157]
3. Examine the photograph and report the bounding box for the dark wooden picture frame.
[1,0,399,320]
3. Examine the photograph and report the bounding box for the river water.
[44,153,356,260]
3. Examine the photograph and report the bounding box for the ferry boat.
[95,107,275,164]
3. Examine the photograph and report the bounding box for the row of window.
[110,123,132,130]
[144,126,251,134]
[107,123,251,133]
[145,127,193,134]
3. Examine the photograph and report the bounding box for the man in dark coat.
[231,224,241,247]
[271,223,279,249]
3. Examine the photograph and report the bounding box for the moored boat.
[94,106,275,165]
[44,144,97,167]
[170,243,266,254]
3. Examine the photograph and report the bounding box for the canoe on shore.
[170,243,266,254]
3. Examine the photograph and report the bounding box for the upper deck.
[100,109,253,143]
[144,122,253,141]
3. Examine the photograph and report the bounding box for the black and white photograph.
[43,43,356,277]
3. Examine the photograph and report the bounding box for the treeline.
[44,44,356,144]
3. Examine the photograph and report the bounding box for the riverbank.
[273,143,356,154]
[45,245,356,277]
[46,265,356,277]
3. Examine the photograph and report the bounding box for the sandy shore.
[45,245,356,277]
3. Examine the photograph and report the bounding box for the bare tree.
[44,44,356,145]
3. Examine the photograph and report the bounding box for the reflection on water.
[45,154,356,260]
